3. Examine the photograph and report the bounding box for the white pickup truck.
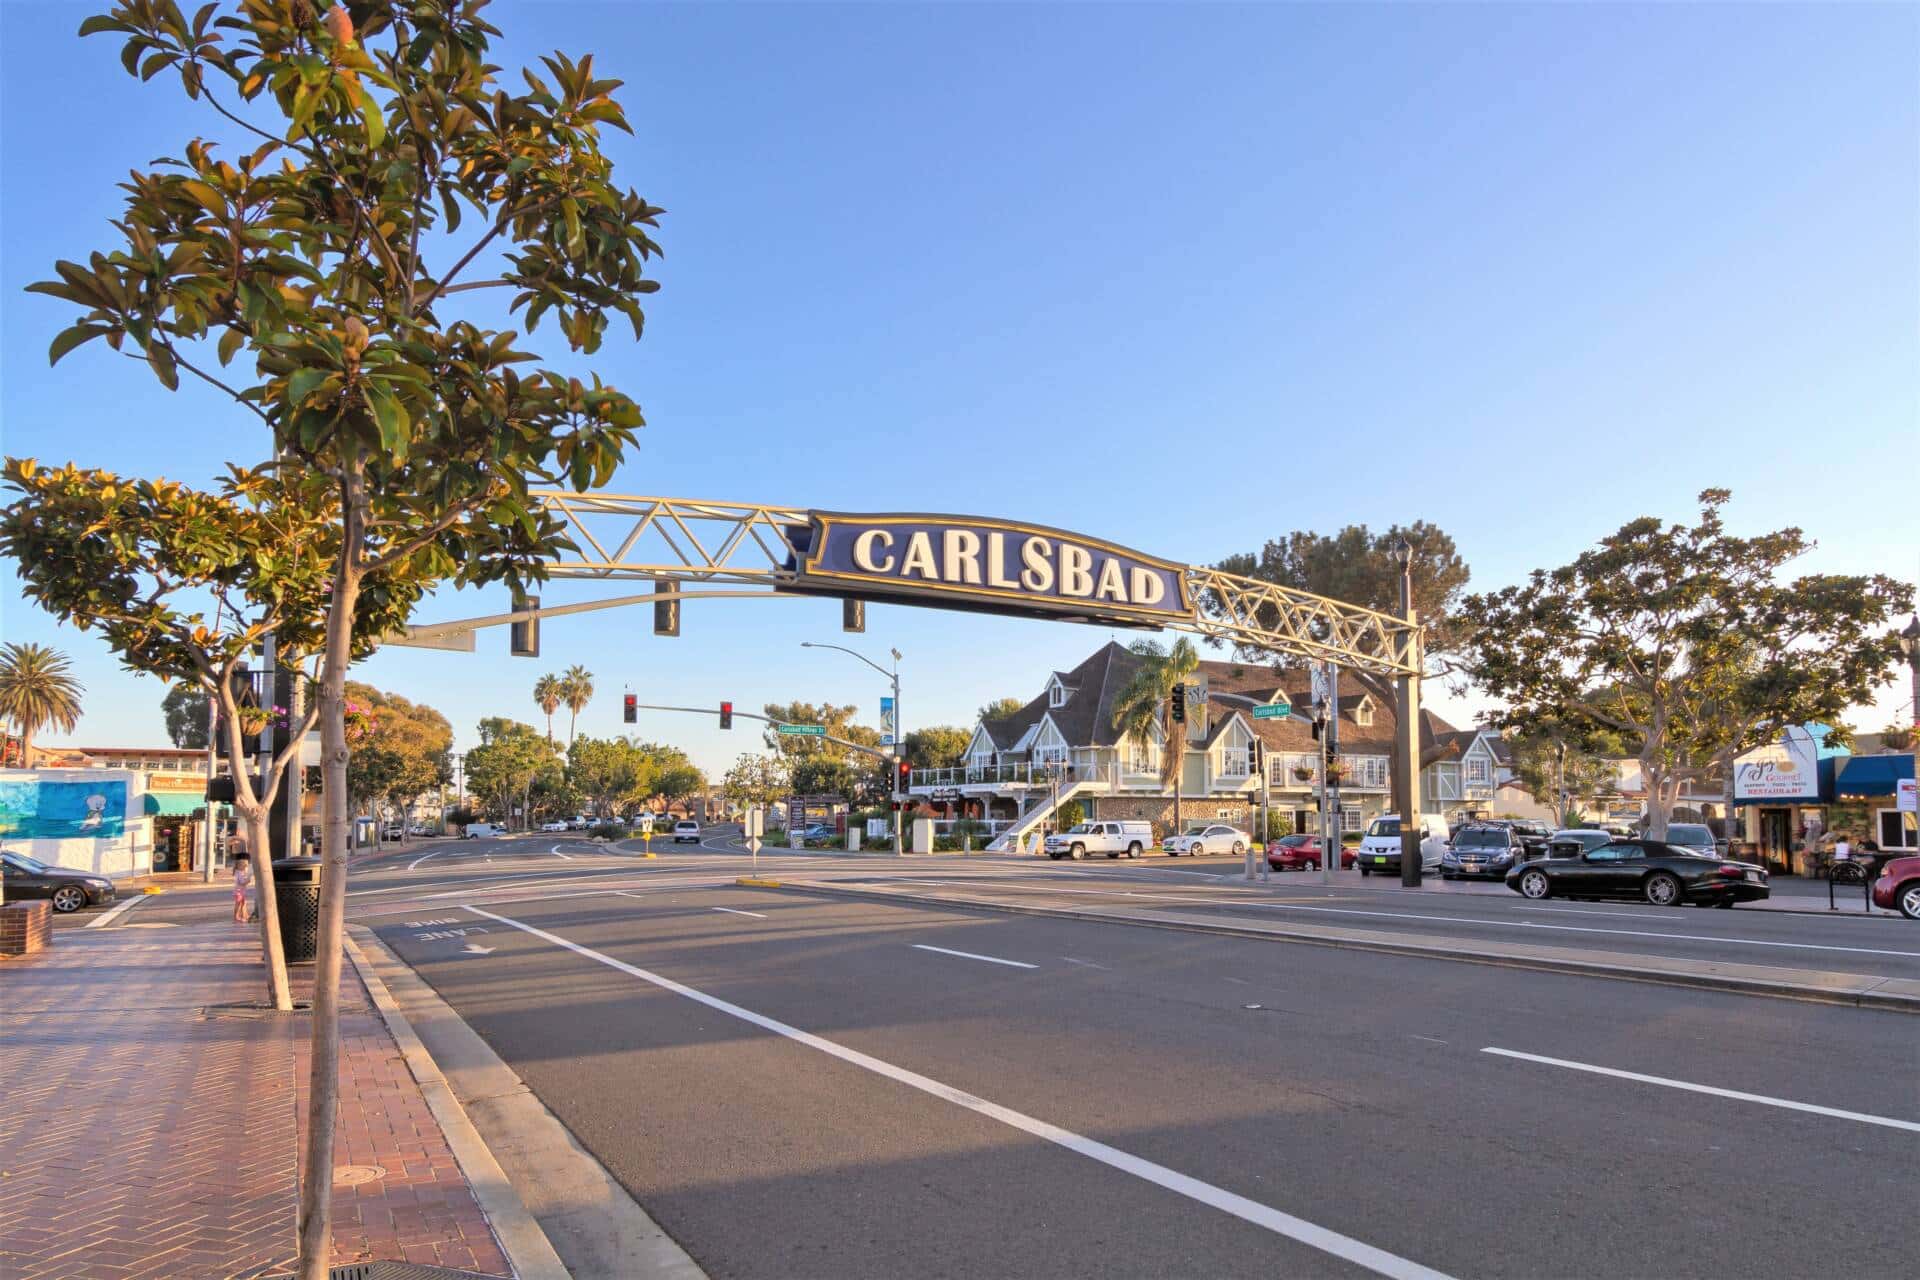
[1044,821,1153,860]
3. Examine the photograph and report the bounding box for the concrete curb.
[349,925,707,1280]
[745,880,1920,1015]
[84,895,147,929]
[344,931,571,1280]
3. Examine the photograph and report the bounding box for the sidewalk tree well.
[1461,490,1912,840]
[0,461,423,1005]
[36,5,661,1275]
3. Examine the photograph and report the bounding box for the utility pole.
[1327,661,1341,879]
[799,641,904,856]
[1393,538,1424,888]
[1316,661,1333,887]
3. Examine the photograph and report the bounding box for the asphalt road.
[349,831,1918,1280]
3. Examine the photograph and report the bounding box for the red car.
[1871,855,1920,920]
[1266,834,1355,872]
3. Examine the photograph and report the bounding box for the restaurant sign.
[783,512,1191,628]
[1734,733,1821,802]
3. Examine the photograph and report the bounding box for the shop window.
[1341,806,1363,833]
[1880,809,1918,850]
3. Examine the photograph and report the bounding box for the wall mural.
[0,778,129,839]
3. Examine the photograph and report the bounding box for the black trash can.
[271,856,322,963]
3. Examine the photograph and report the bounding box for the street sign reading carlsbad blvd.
[1252,702,1292,719]
[782,511,1191,627]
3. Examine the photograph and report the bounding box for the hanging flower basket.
[1291,766,1314,782]
[1323,766,1346,784]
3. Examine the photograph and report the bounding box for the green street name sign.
[1252,703,1293,720]
[778,724,827,736]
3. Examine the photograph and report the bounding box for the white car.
[1161,823,1250,857]
[462,823,503,839]
[1356,813,1452,874]
[1044,821,1152,860]
[672,820,700,843]
[539,820,569,833]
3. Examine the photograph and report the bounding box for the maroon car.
[1266,834,1355,872]
[1872,855,1920,920]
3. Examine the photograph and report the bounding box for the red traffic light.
[720,701,734,730]
[623,693,637,724]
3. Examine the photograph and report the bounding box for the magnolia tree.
[33,4,660,1274]
[0,462,421,1009]
[1462,490,1912,839]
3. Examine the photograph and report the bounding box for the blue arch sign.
[784,511,1191,628]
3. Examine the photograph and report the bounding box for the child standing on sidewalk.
[232,849,253,924]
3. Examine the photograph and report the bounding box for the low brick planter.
[0,901,53,956]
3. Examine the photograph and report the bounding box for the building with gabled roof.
[909,641,1514,850]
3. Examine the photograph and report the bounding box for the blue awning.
[1836,754,1914,798]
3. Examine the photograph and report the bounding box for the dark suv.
[1440,824,1531,880]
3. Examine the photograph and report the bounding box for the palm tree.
[0,642,84,762]
[533,674,563,742]
[560,664,594,744]
[1109,637,1200,835]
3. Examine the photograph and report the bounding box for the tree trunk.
[1642,763,1677,841]
[242,804,293,1012]
[297,471,365,1280]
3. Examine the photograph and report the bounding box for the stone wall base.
[0,901,54,955]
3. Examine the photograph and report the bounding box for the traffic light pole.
[799,642,906,857]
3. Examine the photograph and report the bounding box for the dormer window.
[1353,696,1375,728]
[1048,676,1068,708]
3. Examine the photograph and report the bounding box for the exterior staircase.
[986,779,1099,853]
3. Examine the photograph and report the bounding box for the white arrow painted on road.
[461,943,496,955]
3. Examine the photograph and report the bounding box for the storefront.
[1732,728,1839,875]
[1834,754,1917,853]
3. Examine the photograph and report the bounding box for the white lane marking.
[1483,1048,1920,1134]
[911,943,1038,970]
[1511,905,1681,922]
[1060,957,1110,970]
[1410,1035,1447,1046]
[408,847,451,871]
[466,906,1454,1280]
[85,895,145,928]
[713,906,768,919]
[549,845,574,860]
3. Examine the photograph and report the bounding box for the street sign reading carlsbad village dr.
[781,511,1192,628]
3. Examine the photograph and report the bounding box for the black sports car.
[1505,838,1768,907]
[1,850,118,913]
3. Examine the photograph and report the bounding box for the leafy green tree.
[343,682,450,833]
[568,734,651,818]
[1110,636,1199,831]
[0,642,84,761]
[161,681,212,749]
[560,664,594,743]
[1212,521,1470,666]
[722,752,787,808]
[35,4,661,1266]
[0,462,420,1007]
[1462,490,1912,838]
[1502,718,1623,828]
[465,718,561,827]
[903,725,969,771]
[791,755,857,799]
[977,696,1025,724]
[762,700,878,760]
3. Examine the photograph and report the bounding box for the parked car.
[1470,818,1552,857]
[1506,838,1769,907]
[673,820,701,844]
[382,822,404,839]
[538,819,570,833]
[799,822,835,844]
[461,822,503,839]
[566,816,589,830]
[1872,855,1920,919]
[0,851,116,913]
[1265,834,1356,872]
[406,823,435,837]
[1045,820,1153,860]
[1356,813,1452,875]
[1161,823,1250,858]
[1440,824,1530,880]
[1662,823,1718,858]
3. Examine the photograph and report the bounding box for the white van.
[461,822,503,839]
[1044,820,1153,860]
[1356,813,1451,875]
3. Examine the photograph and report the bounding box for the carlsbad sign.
[783,512,1191,627]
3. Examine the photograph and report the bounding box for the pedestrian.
[232,848,253,924]
[1834,832,1853,862]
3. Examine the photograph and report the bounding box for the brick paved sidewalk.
[0,924,510,1279]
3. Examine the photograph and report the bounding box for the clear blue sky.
[4,1,1916,776]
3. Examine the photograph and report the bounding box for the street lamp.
[801,641,904,855]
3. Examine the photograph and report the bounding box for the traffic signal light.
[843,598,865,633]
[1170,682,1186,723]
[1249,738,1263,774]
[720,701,733,730]
[510,592,539,657]
[896,759,912,793]
[623,693,636,724]
[654,582,680,637]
